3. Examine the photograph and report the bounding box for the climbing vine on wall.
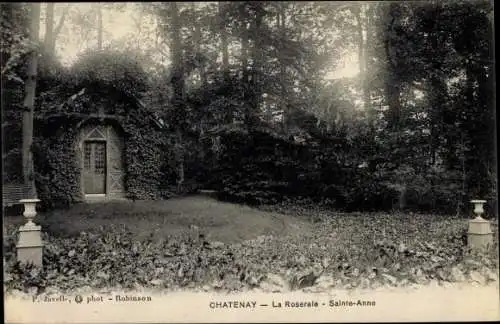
[121,106,166,200]
[33,123,80,209]
[32,87,167,208]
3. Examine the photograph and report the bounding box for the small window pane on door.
[95,143,106,174]
[84,144,92,170]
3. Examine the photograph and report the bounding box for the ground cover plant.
[4,196,498,296]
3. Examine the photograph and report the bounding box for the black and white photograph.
[2,1,498,322]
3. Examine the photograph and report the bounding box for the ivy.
[32,123,78,209]
[71,49,149,97]
[28,50,168,208]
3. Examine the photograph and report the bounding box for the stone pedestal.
[468,217,493,251]
[467,200,493,251]
[16,198,43,267]
[17,223,43,267]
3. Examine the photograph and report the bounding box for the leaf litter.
[3,208,498,296]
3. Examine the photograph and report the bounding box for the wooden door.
[83,142,106,194]
[107,128,125,195]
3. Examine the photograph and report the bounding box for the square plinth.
[468,217,493,235]
[467,233,494,251]
[16,223,43,267]
[17,224,43,246]
[17,246,43,267]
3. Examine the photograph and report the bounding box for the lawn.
[4,195,311,243]
[3,195,499,295]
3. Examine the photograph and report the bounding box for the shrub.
[71,49,148,96]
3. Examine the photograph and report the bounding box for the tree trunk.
[458,131,467,216]
[44,4,68,55]
[354,7,365,106]
[239,4,250,125]
[476,64,494,198]
[428,73,446,166]
[384,3,404,205]
[219,2,231,124]
[468,61,493,198]
[382,2,402,130]
[356,4,371,114]
[97,5,103,50]
[385,76,401,130]
[251,4,263,93]
[192,4,206,86]
[365,5,377,124]
[44,3,54,53]
[175,129,185,192]
[241,21,249,83]
[131,7,143,50]
[427,5,447,166]
[22,3,41,198]
[170,2,185,189]
[51,5,68,53]
[461,65,477,198]
[279,2,288,130]
[248,2,264,126]
[219,2,229,80]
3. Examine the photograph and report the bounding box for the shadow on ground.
[4,195,311,243]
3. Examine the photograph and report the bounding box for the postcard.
[3,1,498,323]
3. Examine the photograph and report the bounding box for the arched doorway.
[76,123,125,199]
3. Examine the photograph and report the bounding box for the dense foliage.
[2,1,496,215]
[1,3,31,183]
[71,49,149,96]
[1,3,31,84]
[150,1,495,215]
[205,126,344,206]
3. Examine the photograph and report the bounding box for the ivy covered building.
[34,85,166,206]
[3,50,170,208]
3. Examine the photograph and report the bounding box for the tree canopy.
[1,1,495,214]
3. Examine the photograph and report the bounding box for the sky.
[326,53,359,79]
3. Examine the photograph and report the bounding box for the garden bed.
[3,197,499,295]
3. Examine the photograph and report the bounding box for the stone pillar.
[16,199,43,267]
[467,200,493,251]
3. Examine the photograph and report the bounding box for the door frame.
[77,123,126,201]
[82,139,108,197]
